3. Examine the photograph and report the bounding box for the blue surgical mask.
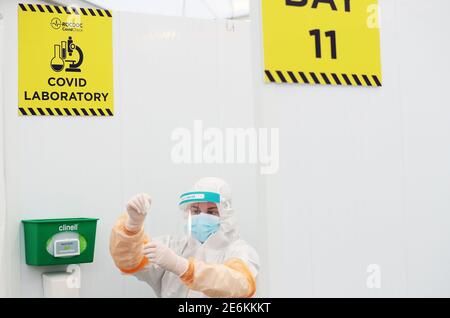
[190,213,220,243]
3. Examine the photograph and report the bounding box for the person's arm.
[109,213,149,273]
[109,193,151,273]
[180,257,257,298]
[144,241,258,298]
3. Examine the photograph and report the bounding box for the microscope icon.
[50,36,84,72]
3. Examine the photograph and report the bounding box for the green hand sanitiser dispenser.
[22,218,99,266]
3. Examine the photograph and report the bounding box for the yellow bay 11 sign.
[18,3,113,116]
[262,0,382,87]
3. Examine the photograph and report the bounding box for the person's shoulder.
[228,238,258,256]
[226,238,260,275]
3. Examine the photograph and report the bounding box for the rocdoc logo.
[50,16,83,32]
[50,17,62,29]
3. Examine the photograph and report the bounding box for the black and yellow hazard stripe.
[18,107,113,117]
[18,3,112,17]
[265,70,382,87]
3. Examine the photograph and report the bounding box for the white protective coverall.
[110,177,260,298]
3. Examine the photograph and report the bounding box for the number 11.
[309,29,337,59]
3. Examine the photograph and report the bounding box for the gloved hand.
[143,241,189,277]
[125,193,151,232]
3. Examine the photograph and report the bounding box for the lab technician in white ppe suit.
[109,177,259,298]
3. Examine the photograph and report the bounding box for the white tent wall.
[2,0,450,298]
[48,0,250,19]
[0,7,9,298]
[251,0,450,297]
[0,0,264,297]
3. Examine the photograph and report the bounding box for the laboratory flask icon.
[50,44,64,72]
[50,36,84,72]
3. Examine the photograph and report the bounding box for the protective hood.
[180,177,238,239]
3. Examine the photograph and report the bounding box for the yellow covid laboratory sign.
[18,3,113,116]
[262,0,382,87]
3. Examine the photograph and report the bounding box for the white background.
[49,0,249,19]
[251,0,450,297]
[0,0,263,297]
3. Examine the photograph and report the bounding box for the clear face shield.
[179,191,221,244]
